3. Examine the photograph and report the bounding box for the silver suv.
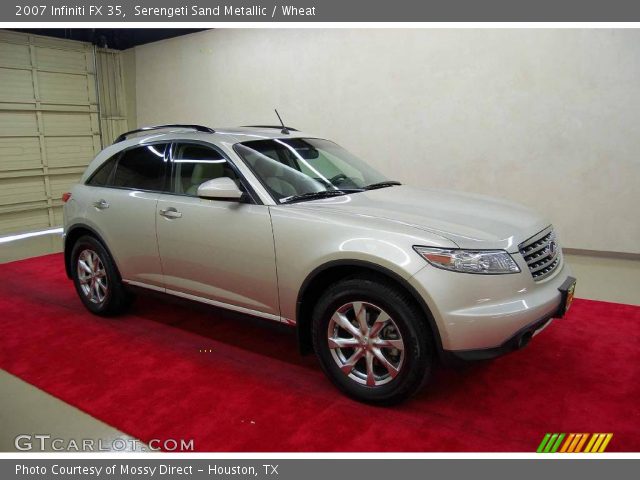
[63,124,576,404]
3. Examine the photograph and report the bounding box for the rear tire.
[312,275,433,405]
[70,235,130,316]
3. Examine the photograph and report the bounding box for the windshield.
[234,138,389,202]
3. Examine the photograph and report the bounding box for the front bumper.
[407,252,574,356]
[448,276,577,361]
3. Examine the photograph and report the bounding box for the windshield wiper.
[363,181,402,191]
[280,189,360,204]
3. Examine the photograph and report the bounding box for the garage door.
[0,30,102,235]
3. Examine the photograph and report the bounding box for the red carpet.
[0,253,638,452]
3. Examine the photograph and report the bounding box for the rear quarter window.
[86,156,118,186]
[111,144,169,191]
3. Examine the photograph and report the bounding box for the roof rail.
[242,125,299,132]
[114,124,215,144]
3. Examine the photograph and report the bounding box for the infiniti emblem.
[547,240,557,256]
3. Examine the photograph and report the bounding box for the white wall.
[133,29,640,254]
[121,47,137,131]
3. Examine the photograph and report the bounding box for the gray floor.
[0,371,143,452]
[0,230,64,264]
[0,231,638,452]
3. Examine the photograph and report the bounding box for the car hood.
[290,186,549,252]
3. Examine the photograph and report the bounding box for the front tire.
[70,235,130,316]
[312,275,433,405]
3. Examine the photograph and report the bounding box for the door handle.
[92,199,110,210]
[159,207,182,219]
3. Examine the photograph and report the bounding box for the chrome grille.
[519,227,561,281]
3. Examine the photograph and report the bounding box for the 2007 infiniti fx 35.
[63,124,576,404]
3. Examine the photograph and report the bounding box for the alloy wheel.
[327,301,405,387]
[77,249,108,304]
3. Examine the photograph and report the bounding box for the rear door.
[82,143,169,288]
[155,142,280,319]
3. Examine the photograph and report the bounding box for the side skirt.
[122,279,294,325]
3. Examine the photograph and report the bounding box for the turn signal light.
[61,192,72,203]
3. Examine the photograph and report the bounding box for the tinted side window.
[172,144,240,196]
[87,156,117,186]
[112,144,168,191]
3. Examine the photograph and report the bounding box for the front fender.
[269,205,456,323]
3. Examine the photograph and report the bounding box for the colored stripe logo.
[537,433,613,453]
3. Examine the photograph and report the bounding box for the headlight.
[414,246,520,274]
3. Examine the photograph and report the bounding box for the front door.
[155,142,280,319]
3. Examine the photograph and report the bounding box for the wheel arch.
[295,259,444,359]
[64,223,120,280]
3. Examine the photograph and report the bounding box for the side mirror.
[197,177,243,201]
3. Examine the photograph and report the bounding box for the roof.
[83,125,313,182]
[214,126,308,140]
[113,125,308,146]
